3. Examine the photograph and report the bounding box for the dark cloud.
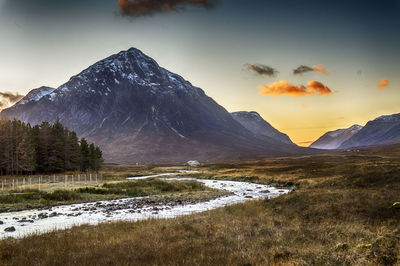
[293,65,313,75]
[0,92,24,110]
[246,64,279,77]
[118,0,215,16]
[293,64,328,75]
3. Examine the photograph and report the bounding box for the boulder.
[4,226,16,232]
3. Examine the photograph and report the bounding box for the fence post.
[1,180,3,191]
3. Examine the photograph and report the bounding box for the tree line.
[0,118,103,175]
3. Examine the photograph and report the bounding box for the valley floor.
[0,145,399,265]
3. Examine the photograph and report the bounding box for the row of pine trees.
[0,118,103,175]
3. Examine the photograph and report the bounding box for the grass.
[0,179,219,213]
[0,145,399,265]
[100,164,190,181]
[77,178,206,197]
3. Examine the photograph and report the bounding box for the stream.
[0,173,291,239]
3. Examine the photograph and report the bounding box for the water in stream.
[0,174,291,239]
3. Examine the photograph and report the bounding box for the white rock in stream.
[0,175,290,240]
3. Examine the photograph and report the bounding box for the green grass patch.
[0,179,210,212]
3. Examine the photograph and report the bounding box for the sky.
[0,0,399,145]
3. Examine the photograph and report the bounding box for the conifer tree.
[80,138,90,172]
[0,118,104,175]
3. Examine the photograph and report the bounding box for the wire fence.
[0,173,102,192]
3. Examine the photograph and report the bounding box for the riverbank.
[0,178,220,213]
[0,145,399,265]
[0,177,288,239]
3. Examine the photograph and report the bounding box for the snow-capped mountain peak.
[374,113,400,123]
[1,48,305,163]
[16,86,54,105]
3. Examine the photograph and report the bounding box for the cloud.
[293,64,328,75]
[293,65,313,75]
[307,80,332,95]
[0,92,24,103]
[258,81,309,97]
[312,64,328,75]
[0,91,24,110]
[246,64,278,77]
[297,140,314,145]
[258,80,332,97]
[377,79,389,89]
[118,0,215,16]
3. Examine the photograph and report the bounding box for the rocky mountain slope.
[231,111,294,145]
[309,124,362,149]
[339,113,400,149]
[1,48,307,163]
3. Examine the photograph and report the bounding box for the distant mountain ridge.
[339,113,400,149]
[231,111,294,145]
[309,124,362,149]
[1,48,308,163]
[310,113,400,150]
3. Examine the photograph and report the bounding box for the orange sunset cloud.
[258,80,332,97]
[307,80,332,95]
[312,64,328,75]
[377,79,389,89]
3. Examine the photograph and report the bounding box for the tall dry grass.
[0,145,399,265]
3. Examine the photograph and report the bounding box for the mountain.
[339,113,400,149]
[231,111,294,145]
[1,48,307,163]
[309,124,362,150]
[16,86,55,106]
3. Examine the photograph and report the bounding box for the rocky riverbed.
[0,175,292,239]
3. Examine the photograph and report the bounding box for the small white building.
[186,160,201,167]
